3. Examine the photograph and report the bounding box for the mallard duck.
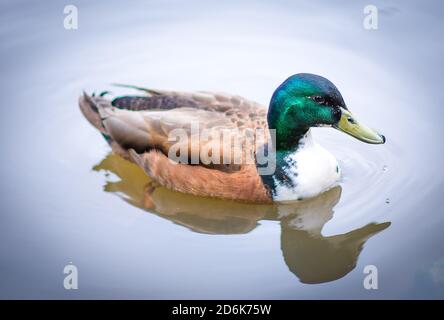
[80,73,385,203]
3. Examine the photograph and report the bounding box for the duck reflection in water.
[93,153,390,284]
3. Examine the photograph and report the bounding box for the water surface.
[1,0,444,299]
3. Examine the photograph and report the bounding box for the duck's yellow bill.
[334,108,386,144]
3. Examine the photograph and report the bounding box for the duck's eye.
[312,96,325,104]
[347,116,356,124]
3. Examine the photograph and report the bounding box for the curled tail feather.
[78,92,108,134]
[79,93,133,159]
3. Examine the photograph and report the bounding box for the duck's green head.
[268,73,385,150]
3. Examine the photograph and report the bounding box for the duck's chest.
[267,134,340,201]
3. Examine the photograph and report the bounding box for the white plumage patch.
[273,130,340,201]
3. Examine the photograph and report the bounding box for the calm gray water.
[1,0,444,299]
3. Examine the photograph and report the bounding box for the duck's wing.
[79,88,272,203]
[80,88,268,169]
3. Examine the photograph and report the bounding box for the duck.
[79,73,385,203]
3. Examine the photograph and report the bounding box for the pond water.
[1,0,444,299]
